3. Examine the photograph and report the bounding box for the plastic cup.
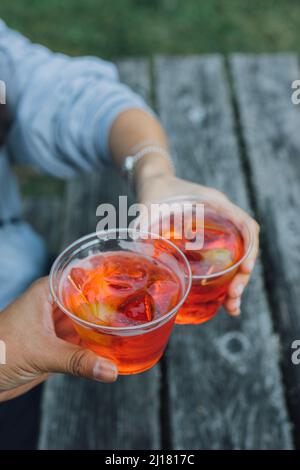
[146,195,254,324]
[49,229,192,374]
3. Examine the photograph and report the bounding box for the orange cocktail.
[50,229,191,374]
[149,197,252,325]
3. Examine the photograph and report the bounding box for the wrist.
[134,152,175,191]
[135,157,175,201]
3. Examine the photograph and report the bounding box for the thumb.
[45,339,118,383]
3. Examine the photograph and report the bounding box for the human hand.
[137,174,260,317]
[0,278,118,402]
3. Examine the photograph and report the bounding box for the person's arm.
[0,20,259,314]
[108,108,174,190]
[108,109,260,317]
[0,20,154,176]
[0,278,117,403]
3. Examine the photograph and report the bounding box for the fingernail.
[93,359,118,383]
[235,284,244,296]
[245,259,255,272]
[231,309,241,317]
[235,298,241,308]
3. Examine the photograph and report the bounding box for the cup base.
[175,305,221,325]
[82,339,164,375]
[117,361,161,375]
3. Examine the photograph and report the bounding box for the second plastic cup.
[146,196,254,325]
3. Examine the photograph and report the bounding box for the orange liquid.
[160,209,244,324]
[61,251,182,374]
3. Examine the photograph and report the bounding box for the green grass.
[0,0,300,59]
[2,0,299,196]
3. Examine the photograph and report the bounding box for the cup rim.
[49,228,192,333]
[137,194,254,280]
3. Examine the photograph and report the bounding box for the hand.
[108,109,259,316]
[137,173,260,317]
[0,278,118,402]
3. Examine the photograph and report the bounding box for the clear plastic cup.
[49,229,192,375]
[146,195,254,324]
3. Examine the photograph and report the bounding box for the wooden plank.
[39,59,162,450]
[230,53,300,446]
[155,55,293,449]
[23,195,64,255]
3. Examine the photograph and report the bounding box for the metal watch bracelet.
[122,145,175,189]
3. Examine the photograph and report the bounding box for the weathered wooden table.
[23,54,300,450]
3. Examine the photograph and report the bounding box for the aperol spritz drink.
[50,230,191,374]
[149,197,252,325]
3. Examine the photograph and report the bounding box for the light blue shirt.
[0,20,152,308]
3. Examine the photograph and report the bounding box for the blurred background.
[1,0,299,197]
[1,0,299,58]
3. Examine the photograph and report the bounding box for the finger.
[204,197,260,271]
[53,307,81,345]
[223,297,241,317]
[45,339,118,383]
[240,220,260,273]
[227,273,251,299]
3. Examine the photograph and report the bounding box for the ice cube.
[81,273,105,303]
[119,290,155,323]
[69,267,89,290]
[148,279,180,316]
[103,254,148,291]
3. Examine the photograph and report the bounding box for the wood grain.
[155,55,293,449]
[230,53,300,446]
